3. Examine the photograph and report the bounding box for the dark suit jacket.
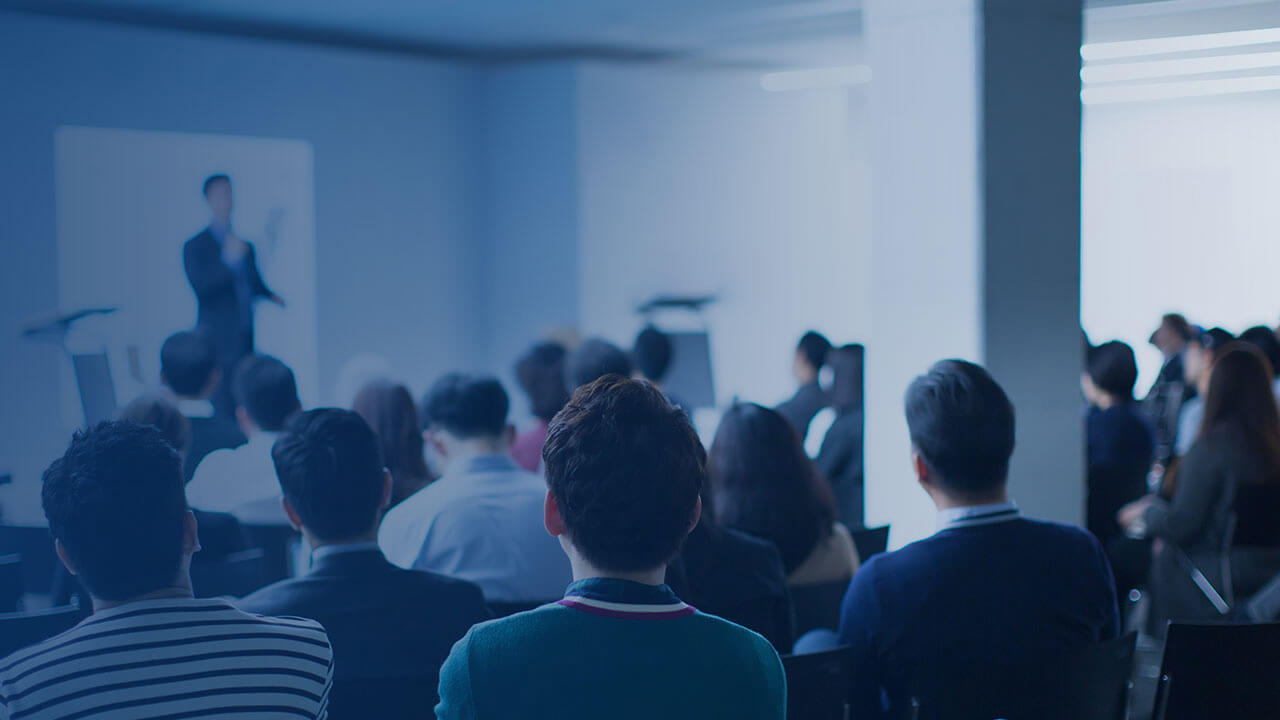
[183,229,274,365]
[184,415,247,482]
[238,548,491,718]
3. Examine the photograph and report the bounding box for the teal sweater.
[436,577,786,719]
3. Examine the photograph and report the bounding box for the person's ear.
[183,510,202,555]
[912,451,932,489]
[235,407,255,436]
[380,469,393,511]
[53,539,77,577]
[688,495,703,533]
[544,490,565,537]
[281,498,304,534]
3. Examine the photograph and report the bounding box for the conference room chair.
[781,645,855,720]
[1152,622,1280,720]
[0,554,22,612]
[850,525,890,563]
[790,580,848,638]
[0,604,84,658]
[908,632,1137,720]
[191,547,268,598]
[328,676,436,720]
[241,523,301,585]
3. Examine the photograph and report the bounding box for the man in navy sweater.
[835,360,1119,719]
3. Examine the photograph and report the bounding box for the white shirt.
[378,454,572,603]
[185,431,288,524]
[936,500,1021,531]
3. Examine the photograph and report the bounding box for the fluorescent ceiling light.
[1083,50,1280,83]
[760,65,872,91]
[1082,73,1280,104]
[1082,27,1280,61]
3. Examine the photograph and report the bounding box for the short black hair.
[41,421,188,602]
[543,376,703,572]
[632,325,673,382]
[905,359,1015,495]
[423,374,509,439]
[1240,326,1280,379]
[1087,341,1140,400]
[272,409,385,541]
[1194,327,1235,354]
[202,174,230,196]
[232,354,301,432]
[514,342,570,423]
[566,338,632,390]
[119,395,192,455]
[1162,313,1193,341]
[797,331,833,371]
[160,331,219,397]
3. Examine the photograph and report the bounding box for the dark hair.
[1239,326,1280,379]
[232,354,301,432]
[41,421,187,601]
[905,359,1016,494]
[514,342,570,423]
[632,325,673,382]
[543,376,703,572]
[1162,313,1193,341]
[709,403,835,573]
[272,409,386,541]
[1086,341,1139,400]
[423,374,509,439]
[202,174,230,196]
[160,331,218,397]
[566,338,632,390]
[119,395,192,456]
[797,331,833,371]
[352,380,430,485]
[828,344,865,413]
[1194,327,1235,354]
[1198,344,1280,480]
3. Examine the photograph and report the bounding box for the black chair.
[851,525,890,562]
[791,580,848,637]
[909,632,1137,720]
[782,645,855,720]
[0,604,84,657]
[1152,622,1280,720]
[241,524,300,585]
[0,554,22,612]
[191,548,268,598]
[327,676,435,720]
[488,599,554,618]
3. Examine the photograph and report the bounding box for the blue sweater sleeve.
[435,631,479,720]
[837,561,886,719]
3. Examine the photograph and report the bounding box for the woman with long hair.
[352,380,433,508]
[710,402,858,586]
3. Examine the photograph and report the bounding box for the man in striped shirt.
[0,420,333,719]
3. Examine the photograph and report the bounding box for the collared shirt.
[558,578,695,620]
[309,541,381,565]
[175,397,216,419]
[185,431,288,524]
[378,454,571,603]
[937,500,1021,531]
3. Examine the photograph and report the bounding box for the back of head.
[41,421,187,602]
[232,354,301,432]
[543,376,703,573]
[828,344,866,412]
[1086,341,1139,401]
[161,331,218,397]
[352,380,428,481]
[905,360,1016,496]
[423,374,509,439]
[119,394,192,456]
[272,408,386,541]
[1240,326,1280,379]
[1163,313,1193,342]
[709,403,834,571]
[1200,344,1280,476]
[632,325,674,382]
[797,331,833,372]
[514,342,570,423]
[566,338,632,390]
[1194,327,1235,355]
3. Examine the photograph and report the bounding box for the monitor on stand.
[72,352,117,427]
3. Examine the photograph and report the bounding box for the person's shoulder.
[236,576,305,615]
[1008,517,1106,557]
[391,565,489,607]
[228,604,332,648]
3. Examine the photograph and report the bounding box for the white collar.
[175,398,215,419]
[937,500,1020,531]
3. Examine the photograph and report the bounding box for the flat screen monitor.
[72,352,117,427]
[664,331,716,410]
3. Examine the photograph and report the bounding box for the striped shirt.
[0,598,333,720]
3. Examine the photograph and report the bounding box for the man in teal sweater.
[436,375,786,720]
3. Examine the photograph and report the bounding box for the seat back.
[1153,622,1280,720]
[191,548,268,598]
[790,580,849,637]
[851,525,890,562]
[326,676,436,720]
[0,605,84,658]
[911,633,1136,720]
[782,646,855,720]
[0,554,22,612]
[241,523,301,585]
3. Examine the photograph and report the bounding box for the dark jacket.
[815,409,865,526]
[183,229,273,365]
[776,381,829,443]
[1085,404,1154,548]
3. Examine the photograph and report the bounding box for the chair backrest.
[326,675,436,720]
[911,633,1137,720]
[790,579,849,637]
[1153,622,1280,720]
[191,548,268,598]
[0,554,22,612]
[240,524,300,584]
[851,525,890,562]
[0,605,84,658]
[782,646,855,720]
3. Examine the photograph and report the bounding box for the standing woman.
[352,380,434,508]
[1119,344,1280,633]
[711,403,859,587]
[815,344,866,526]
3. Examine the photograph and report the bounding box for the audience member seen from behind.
[435,377,786,720]
[1175,328,1235,458]
[1239,325,1280,402]
[632,325,687,410]
[239,409,490,717]
[710,402,858,587]
[511,342,570,473]
[352,380,434,508]
[776,331,833,443]
[186,354,302,524]
[0,421,333,719]
[814,343,867,525]
[1119,344,1280,635]
[565,337,632,390]
[160,330,246,481]
[378,374,571,604]
[1143,313,1195,466]
[829,360,1118,719]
